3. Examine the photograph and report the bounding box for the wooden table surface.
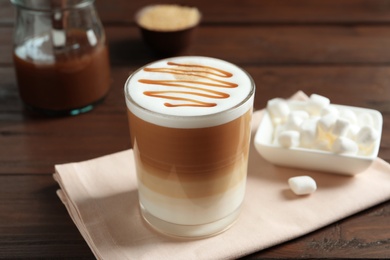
[1,0,390,258]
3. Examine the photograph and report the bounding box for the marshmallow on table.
[288,176,317,195]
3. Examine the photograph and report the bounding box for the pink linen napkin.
[53,91,390,260]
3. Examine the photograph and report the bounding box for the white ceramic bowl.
[254,103,383,175]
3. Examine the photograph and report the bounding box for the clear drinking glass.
[124,56,255,238]
[11,0,111,116]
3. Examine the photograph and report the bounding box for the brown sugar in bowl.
[135,4,201,56]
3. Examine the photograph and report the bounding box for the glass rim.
[10,0,95,12]
[124,56,256,128]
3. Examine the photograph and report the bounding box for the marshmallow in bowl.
[267,98,290,124]
[285,111,309,130]
[340,109,358,125]
[321,105,339,117]
[358,112,374,127]
[266,94,381,156]
[331,118,350,137]
[299,118,319,148]
[332,136,359,155]
[318,113,337,132]
[306,94,330,115]
[278,130,300,148]
[356,126,379,150]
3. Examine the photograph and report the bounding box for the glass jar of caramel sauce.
[11,0,111,116]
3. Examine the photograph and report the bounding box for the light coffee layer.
[138,179,246,225]
[136,157,248,198]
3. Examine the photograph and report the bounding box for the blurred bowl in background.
[135,4,201,57]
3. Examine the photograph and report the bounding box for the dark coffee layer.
[128,109,252,178]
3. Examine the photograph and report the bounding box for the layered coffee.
[125,56,255,237]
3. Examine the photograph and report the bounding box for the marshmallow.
[306,94,330,115]
[317,114,337,149]
[267,98,290,123]
[358,112,374,128]
[288,176,317,195]
[285,112,306,130]
[331,118,350,137]
[340,109,357,124]
[286,110,310,130]
[290,110,310,120]
[356,126,379,149]
[318,113,337,132]
[320,105,339,117]
[347,124,360,139]
[332,136,358,155]
[300,118,318,148]
[272,124,286,144]
[278,130,300,148]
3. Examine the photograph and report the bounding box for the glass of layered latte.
[124,56,255,238]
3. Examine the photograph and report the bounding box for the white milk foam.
[125,56,255,128]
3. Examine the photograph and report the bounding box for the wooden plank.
[250,202,390,258]
[192,26,390,65]
[4,25,390,65]
[0,0,14,25]
[0,113,130,174]
[4,0,390,25]
[0,27,12,65]
[0,175,94,258]
[3,66,390,114]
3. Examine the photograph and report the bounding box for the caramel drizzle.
[138,61,237,107]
